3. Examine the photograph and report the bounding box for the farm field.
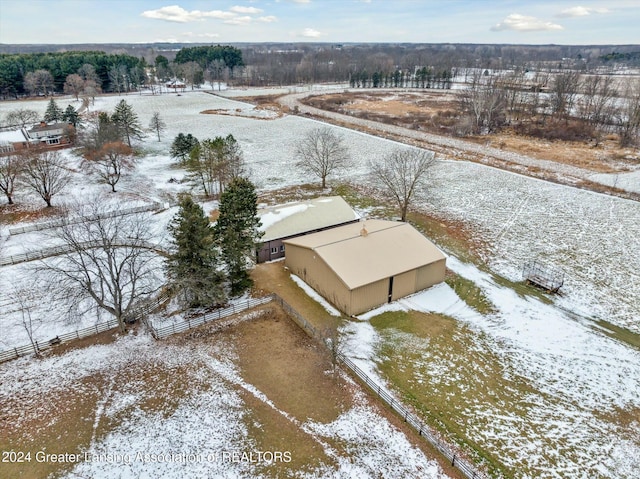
[1,89,639,478]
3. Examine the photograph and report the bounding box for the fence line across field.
[0,289,489,478]
[7,202,165,236]
[0,239,170,267]
[270,294,490,479]
[0,290,171,364]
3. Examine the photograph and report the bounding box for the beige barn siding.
[391,269,418,301]
[285,245,351,315]
[416,259,447,291]
[350,279,389,316]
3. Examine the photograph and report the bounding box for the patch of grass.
[445,271,495,315]
[233,307,350,423]
[593,319,640,351]
[0,376,101,479]
[369,309,452,339]
[367,309,557,479]
[258,183,326,206]
[331,183,392,216]
[488,270,554,305]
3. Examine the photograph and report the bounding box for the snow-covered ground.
[343,254,640,478]
[1,88,639,477]
[0,87,637,349]
[0,319,449,479]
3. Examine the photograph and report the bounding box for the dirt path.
[276,89,639,201]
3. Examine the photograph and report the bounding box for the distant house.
[166,79,186,91]
[256,196,360,263]
[283,220,446,316]
[0,129,29,155]
[0,122,74,155]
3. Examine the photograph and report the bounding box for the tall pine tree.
[111,99,144,147]
[43,98,63,123]
[214,178,263,295]
[166,195,225,308]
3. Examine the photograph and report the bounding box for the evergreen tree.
[62,104,80,127]
[214,178,263,295]
[165,195,225,308]
[170,133,199,164]
[111,99,144,147]
[43,98,63,123]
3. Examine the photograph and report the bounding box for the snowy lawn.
[340,255,640,479]
[3,91,638,334]
[0,307,450,479]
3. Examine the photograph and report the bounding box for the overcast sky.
[1,0,638,45]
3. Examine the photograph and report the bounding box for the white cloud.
[230,6,263,14]
[258,16,278,23]
[141,5,235,23]
[301,28,323,38]
[224,16,253,25]
[556,6,609,17]
[490,13,564,32]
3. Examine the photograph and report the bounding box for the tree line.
[0,51,145,99]
[458,70,640,146]
[349,68,452,89]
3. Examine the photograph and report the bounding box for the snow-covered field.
[2,89,638,335]
[0,319,449,479]
[345,254,640,478]
[1,89,639,478]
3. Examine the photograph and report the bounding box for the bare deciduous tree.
[295,127,350,188]
[5,108,39,128]
[148,112,166,142]
[0,153,24,205]
[460,72,506,134]
[63,73,85,101]
[84,141,135,192]
[22,150,71,207]
[615,80,640,147]
[12,287,41,357]
[369,148,436,222]
[40,200,162,332]
[550,71,581,121]
[23,69,54,97]
[187,135,245,197]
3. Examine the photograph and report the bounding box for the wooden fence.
[271,294,492,479]
[0,289,492,478]
[0,318,119,363]
[7,202,164,236]
[0,240,169,267]
[0,291,171,364]
[147,296,275,340]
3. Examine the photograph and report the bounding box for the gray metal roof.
[259,196,359,242]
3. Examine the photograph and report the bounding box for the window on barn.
[271,247,278,254]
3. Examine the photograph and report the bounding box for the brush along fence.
[146,296,275,340]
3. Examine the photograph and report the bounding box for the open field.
[301,90,640,175]
[1,88,640,478]
[0,306,452,479]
